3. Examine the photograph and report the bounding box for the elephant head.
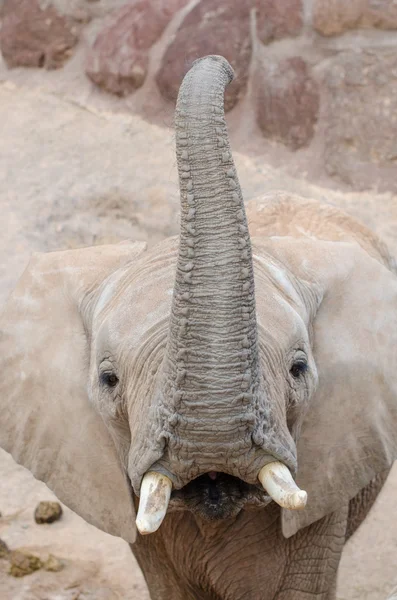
[1,56,397,544]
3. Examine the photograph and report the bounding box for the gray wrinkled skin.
[1,56,397,599]
[151,56,296,488]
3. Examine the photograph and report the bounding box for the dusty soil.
[1,76,397,599]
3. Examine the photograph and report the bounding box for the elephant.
[1,54,397,599]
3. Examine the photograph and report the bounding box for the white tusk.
[258,462,307,510]
[136,471,172,535]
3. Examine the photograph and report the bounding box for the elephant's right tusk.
[136,471,172,535]
[258,462,307,510]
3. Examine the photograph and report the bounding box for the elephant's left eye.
[100,371,119,388]
[290,360,308,379]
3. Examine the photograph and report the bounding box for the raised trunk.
[158,56,265,484]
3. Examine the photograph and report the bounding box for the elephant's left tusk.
[136,471,172,535]
[258,462,307,510]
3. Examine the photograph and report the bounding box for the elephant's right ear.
[264,238,397,539]
[0,242,146,543]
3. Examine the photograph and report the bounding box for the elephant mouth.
[170,472,271,521]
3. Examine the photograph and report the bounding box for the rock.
[0,0,81,69]
[86,0,188,96]
[255,55,319,150]
[156,0,252,111]
[53,0,134,20]
[34,501,63,524]
[43,553,64,572]
[313,0,397,36]
[9,550,42,577]
[256,0,303,43]
[30,0,129,20]
[322,50,397,192]
[0,538,10,559]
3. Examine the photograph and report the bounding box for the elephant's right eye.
[290,359,308,379]
[100,371,119,388]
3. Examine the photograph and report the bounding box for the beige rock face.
[313,0,397,36]
[323,50,397,192]
[46,0,128,20]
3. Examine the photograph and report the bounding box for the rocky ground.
[1,71,397,599]
[2,0,397,194]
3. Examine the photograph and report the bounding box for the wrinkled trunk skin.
[152,56,295,487]
[127,56,296,496]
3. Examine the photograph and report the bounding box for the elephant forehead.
[92,238,311,355]
[256,291,309,353]
[253,255,311,344]
[93,244,177,349]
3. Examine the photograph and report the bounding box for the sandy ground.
[1,79,397,599]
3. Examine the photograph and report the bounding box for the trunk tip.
[192,55,234,84]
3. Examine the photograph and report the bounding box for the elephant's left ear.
[0,242,146,543]
[265,237,397,538]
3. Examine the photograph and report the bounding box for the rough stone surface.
[46,0,128,20]
[86,0,188,96]
[0,539,10,559]
[313,0,397,36]
[0,0,81,69]
[156,0,252,111]
[1,0,396,190]
[255,55,320,150]
[256,0,303,43]
[9,550,42,577]
[323,50,397,192]
[34,501,63,524]
[43,554,64,572]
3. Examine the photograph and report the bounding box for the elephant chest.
[130,504,348,600]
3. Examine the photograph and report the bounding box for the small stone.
[34,501,63,524]
[9,550,42,577]
[43,554,64,572]
[0,538,10,559]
